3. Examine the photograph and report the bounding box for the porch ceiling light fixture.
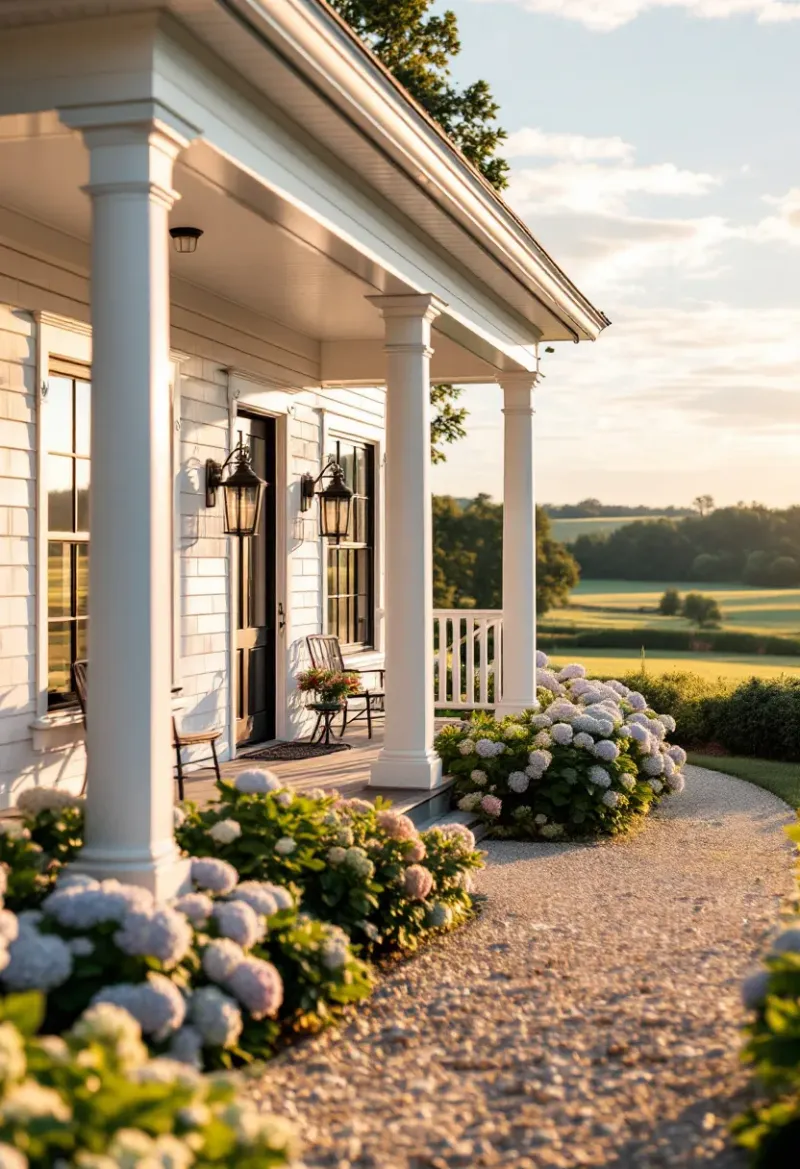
[206,441,266,538]
[169,226,203,253]
[300,460,353,539]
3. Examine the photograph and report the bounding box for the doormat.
[242,741,351,762]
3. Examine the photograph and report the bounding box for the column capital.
[367,293,447,323]
[498,370,541,415]
[60,100,202,207]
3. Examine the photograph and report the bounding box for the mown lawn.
[548,647,800,682]
[688,753,800,809]
[549,516,672,542]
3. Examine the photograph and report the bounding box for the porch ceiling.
[0,117,510,383]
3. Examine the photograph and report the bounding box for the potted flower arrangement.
[296,667,361,708]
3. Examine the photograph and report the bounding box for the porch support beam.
[495,372,541,716]
[60,100,199,897]
[367,294,444,790]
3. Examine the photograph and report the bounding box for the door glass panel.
[76,618,88,663]
[76,545,89,616]
[76,459,90,533]
[75,380,91,456]
[47,542,71,619]
[47,455,74,532]
[48,377,73,453]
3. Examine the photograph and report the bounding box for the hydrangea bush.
[733,819,800,1164]
[0,991,296,1168]
[435,654,686,840]
[0,859,370,1069]
[176,773,483,953]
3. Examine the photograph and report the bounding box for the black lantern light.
[169,226,203,254]
[206,442,266,537]
[300,460,353,539]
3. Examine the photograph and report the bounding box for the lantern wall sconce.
[169,226,203,253]
[206,441,267,537]
[300,461,353,539]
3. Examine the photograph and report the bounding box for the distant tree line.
[433,495,579,613]
[571,505,800,587]
[544,498,693,519]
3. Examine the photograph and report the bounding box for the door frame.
[226,373,291,759]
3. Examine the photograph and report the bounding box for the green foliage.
[295,668,361,703]
[432,495,579,614]
[0,994,296,1168]
[430,383,468,465]
[327,0,508,189]
[658,589,682,616]
[570,505,800,587]
[176,783,482,954]
[681,592,722,629]
[540,625,800,657]
[0,802,85,912]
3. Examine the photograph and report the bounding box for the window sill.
[30,710,85,753]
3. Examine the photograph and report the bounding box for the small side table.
[307,702,351,748]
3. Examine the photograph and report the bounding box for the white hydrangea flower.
[191,858,238,895]
[212,901,264,949]
[588,766,612,789]
[475,738,499,758]
[529,713,553,730]
[534,813,548,826]
[470,769,488,786]
[114,907,193,969]
[627,692,648,712]
[507,771,530,794]
[168,1025,204,1069]
[648,779,664,794]
[657,713,677,733]
[2,920,72,992]
[173,806,187,829]
[0,913,18,947]
[527,749,552,773]
[536,669,564,696]
[320,926,351,971]
[225,956,284,1019]
[91,974,186,1042]
[43,880,153,930]
[619,774,636,792]
[666,772,686,794]
[550,722,574,746]
[457,739,476,756]
[647,718,667,741]
[539,823,564,839]
[229,881,283,917]
[173,892,213,926]
[275,837,297,856]
[66,937,94,958]
[0,823,28,841]
[71,1003,147,1069]
[572,732,594,751]
[626,722,650,745]
[503,724,527,740]
[326,846,347,866]
[667,745,687,767]
[426,903,453,929]
[2,1080,71,1124]
[602,790,621,808]
[234,769,281,794]
[536,650,549,668]
[557,663,586,681]
[208,819,242,845]
[344,847,374,880]
[275,790,294,808]
[190,985,243,1048]
[592,739,620,763]
[643,754,665,777]
[663,754,677,779]
[532,730,552,749]
[458,793,481,812]
[0,1143,28,1169]
[202,938,245,985]
[16,788,84,815]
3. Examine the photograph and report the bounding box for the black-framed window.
[46,364,90,708]
[326,439,375,650]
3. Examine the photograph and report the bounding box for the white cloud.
[505,127,634,162]
[469,0,800,32]
[745,187,800,244]
[510,159,718,215]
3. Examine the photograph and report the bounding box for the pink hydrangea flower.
[480,795,502,818]
[226,957,284,1020]
[405,839,427,863]
[403,865,434,901]
[376,810,417,841]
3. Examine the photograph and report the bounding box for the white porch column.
[495,372,540,716]
[368,294,444,790]
[60,102,198,896]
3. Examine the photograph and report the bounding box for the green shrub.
[435,659,686,840]
[538,625,800,656]
[176,776,483,954]
[0,991,296,1168]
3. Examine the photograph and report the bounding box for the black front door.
[235,413,276,745]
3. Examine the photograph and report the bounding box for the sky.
[428,0,800,508]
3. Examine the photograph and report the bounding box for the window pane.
[48,377,74,453]
[76,618,88,664]
[327,554,337,597]
[339,444,355,490]
[354,446,367,497]
[338,598,349,643]
[355,548,370,593]
[76,544,89,617]
[328,597,338,637]
[356,596,369,641]
[353,498,367,543]
[47,621,72,699]
[47,542,71,619]
[347,594,356,643]
[76,459,90,533]
[75,380,91,456]
[47,454,74,532]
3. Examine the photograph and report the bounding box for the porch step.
[368,777,455,829]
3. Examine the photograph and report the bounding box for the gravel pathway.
[254,765,795,1169]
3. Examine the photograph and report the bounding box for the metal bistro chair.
[306,635,385,739]
[71,661,222,800]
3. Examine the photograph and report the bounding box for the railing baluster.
[452,614,462,706]
[431,609,503,710]
[465,614,475,707]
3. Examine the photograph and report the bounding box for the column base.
[495,698,540,718]
[369,749,443,790]
[69,843,191,901]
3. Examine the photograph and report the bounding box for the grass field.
[550,515,672,543]
[687,753,800,808]
[547,647,800,682]
[546,579,800,638]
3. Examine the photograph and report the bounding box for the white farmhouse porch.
[0,0,606,896]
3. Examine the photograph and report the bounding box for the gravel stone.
[253,765,794,1167]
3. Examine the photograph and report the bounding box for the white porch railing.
[433,609,503,709]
